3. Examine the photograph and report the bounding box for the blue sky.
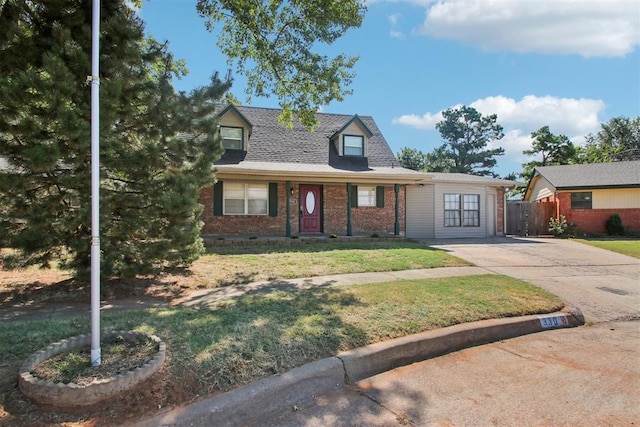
[140,0,640,178]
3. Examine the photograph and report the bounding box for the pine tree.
[0,0,231,278]
[429,106,505,177]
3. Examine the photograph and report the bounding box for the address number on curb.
[538,315,570,328]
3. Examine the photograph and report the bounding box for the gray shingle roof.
[534,161,640,189]
[215,105,399,170]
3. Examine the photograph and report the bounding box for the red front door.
[300,185,321,233]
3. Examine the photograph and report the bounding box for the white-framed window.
[343,135,364,156]
[444,194,461,227]
[444,193,480,227]
[220,126,243,150]
[224,182,268,215]
[358,186,376,207]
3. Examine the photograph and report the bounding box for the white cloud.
[392,111,444,129]
[390,30,405,39]
[392,95,606,166]
[416,0,640,57]
[388,13,402,25]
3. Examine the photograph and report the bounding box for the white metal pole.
[90,0,101,367]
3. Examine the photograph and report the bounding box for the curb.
[132,307,584,427]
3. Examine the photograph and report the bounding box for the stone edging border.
[18,330,166,407]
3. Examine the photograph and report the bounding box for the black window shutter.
[269,182,278,217]
[213,181,223,216]
[376,186,385,208]
[350,185,358,208]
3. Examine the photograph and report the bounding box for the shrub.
[548,216,568,237]
[605,214,625,236]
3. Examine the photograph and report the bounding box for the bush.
[548,215,578,238]
[548,216,568,237]
[605,214,625,236]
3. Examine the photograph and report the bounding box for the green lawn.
[0,275,562,403]
[192,240,471,288]
[0,240,566,425]
[576,238,640,259]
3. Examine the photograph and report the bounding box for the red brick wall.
[496,188,505,234]
[199,182,405,236]
[350,185,406,235]
[557,192,640,234]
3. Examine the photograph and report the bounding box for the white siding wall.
[434,184,489,238]
[528,176,555,201]
[406,185,435,238]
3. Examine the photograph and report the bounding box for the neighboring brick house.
[524,161,640,234]
[200,104,421,238]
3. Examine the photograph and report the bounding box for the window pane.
[225,182,245,199]
[248,199,268,214]
[247,184,267,199]
[463,194,479,210]
[344,135,363,156]
[444,210,461,227]
[221,127,242,138]
[444,194,460,210]
[221,127,243,150]
[357,186,376,207]
[224,199,244,214]
[571,192,592,209]
[463,210,480,227]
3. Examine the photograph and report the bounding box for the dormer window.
[343,135,364,157]
[220,126,243,150]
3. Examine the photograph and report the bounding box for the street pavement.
[263,237,640,426]
[266,320,639,426]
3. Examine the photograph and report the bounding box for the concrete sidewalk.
[0,266,489,322]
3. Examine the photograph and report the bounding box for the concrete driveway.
[429,237,640,323]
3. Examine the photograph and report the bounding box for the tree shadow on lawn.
[0,284,371,426]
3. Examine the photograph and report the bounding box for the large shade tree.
[0,0,231,278]
[196,0,366,129]
[427,106,505,177]
[577,116,640,163]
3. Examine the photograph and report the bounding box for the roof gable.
[216,104,253,135]
[330,114,373,139]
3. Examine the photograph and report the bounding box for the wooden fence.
[506,201,556,236]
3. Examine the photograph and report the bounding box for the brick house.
[524,161,640,234]
[200,104,422,238]
[199,104,517,239]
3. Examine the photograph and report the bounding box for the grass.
[0,239,563,424]
[0,240,469,304]
[576,238,640,259]
[1,275,562,397]
[178,240,470,290]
